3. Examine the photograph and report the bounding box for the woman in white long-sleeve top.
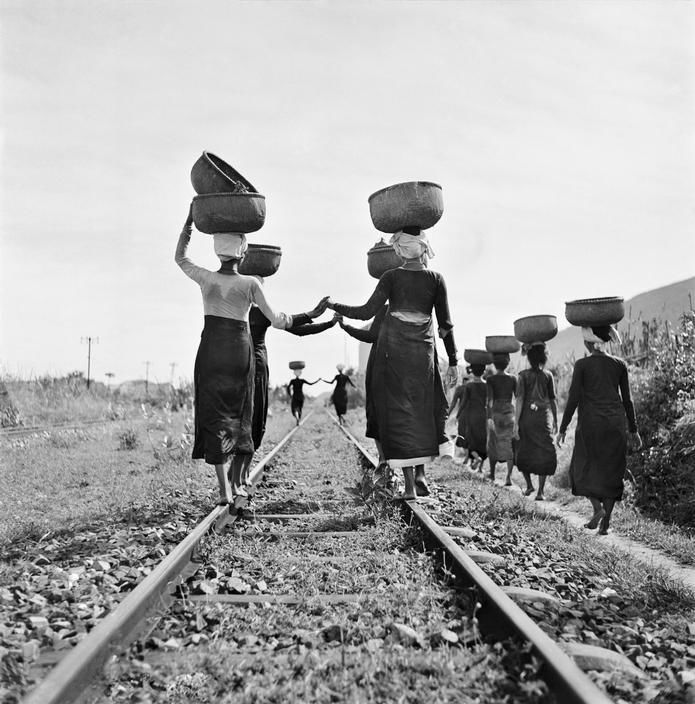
[175,207,294,507]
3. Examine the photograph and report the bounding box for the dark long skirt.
[461,383,487,459]
[193,316,254,464]
[371,315,447,465]
[291,397,304,416]
[516,402,557,476]
[364,346,379,440]
[570,407,627,500]
[251,348,268,449]
[487,400,515,463]
[332,387,348,416]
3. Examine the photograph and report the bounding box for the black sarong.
[193,316,254,464]
[371,314,447,464]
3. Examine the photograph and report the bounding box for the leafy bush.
[118,428,139,450]
[627,312,695,526]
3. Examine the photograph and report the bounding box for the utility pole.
[143,361,151,395]
[81,337,99,389]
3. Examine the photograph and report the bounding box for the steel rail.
[329,414,614,704]
[22,411,313,704]
[0,418,112,438]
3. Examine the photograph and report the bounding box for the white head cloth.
[213,233,248,261]
[581,325,621,347]
[336,363,345,372]
[389,230,435,260]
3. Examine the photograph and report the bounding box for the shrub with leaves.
[118,428,139,450]
[628,312,695,525]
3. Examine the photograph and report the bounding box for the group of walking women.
[177,203,642,535]
[176,206,458,511]
[448,328,642,535]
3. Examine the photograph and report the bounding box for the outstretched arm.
[287,319,336,337]
[251,279,292,330]
[346,376,356,388]
[329,280,389,321]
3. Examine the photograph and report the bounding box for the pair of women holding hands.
[177,206,459,506]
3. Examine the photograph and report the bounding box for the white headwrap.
[336,363,345,372]
[213,233,248,261]
[389,230,435,260]
[581,325,621,347]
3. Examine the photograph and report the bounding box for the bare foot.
[504,480,513,487]
[534,494,545,501]
[585,509,605,530]
[524,487,535,496]
[597,516,610,535]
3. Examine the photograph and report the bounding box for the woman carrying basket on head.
[327,228,458,499]
[557,325,642,534]
[175,207,296,508]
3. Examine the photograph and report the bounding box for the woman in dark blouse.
[514,343,557,500]
[455,364,487,470]
[557,326,642,534]
[324,364,356,425]
[328,231,458,499]
[337,306,388,458]
[287,371,321,424]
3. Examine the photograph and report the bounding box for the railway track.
[12,407,631,703]
[0,418,113,439]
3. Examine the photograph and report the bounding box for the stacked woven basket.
[190,151,282,278]
[365,181,444,279]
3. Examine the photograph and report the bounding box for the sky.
[1,0,693,392]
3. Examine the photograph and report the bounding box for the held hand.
[325,297,336,310]
[445,365,459,386]
[513,425,520,441]
[556,431,565,447]
[307,296,330,319]
[487,418,494,431]
[333,312,344,327]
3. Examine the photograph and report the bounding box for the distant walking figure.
[287,370,320,424]
[514,343,557,500]
[456,364,487,470]
[557,326,642,534]
[324,364,356,424]
[486,354,517,485]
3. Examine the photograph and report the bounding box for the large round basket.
[565,297,625,327]
[192,193,266,234]
[463,349,494,365]
[485,335,521,354]
[289,360,305,371]
[367,240,404,279]
[368,181,443,234]
[513,315,558,344]
[238,244,282,277]
[190,151,258,194]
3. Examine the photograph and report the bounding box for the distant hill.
[550,276,695,363]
